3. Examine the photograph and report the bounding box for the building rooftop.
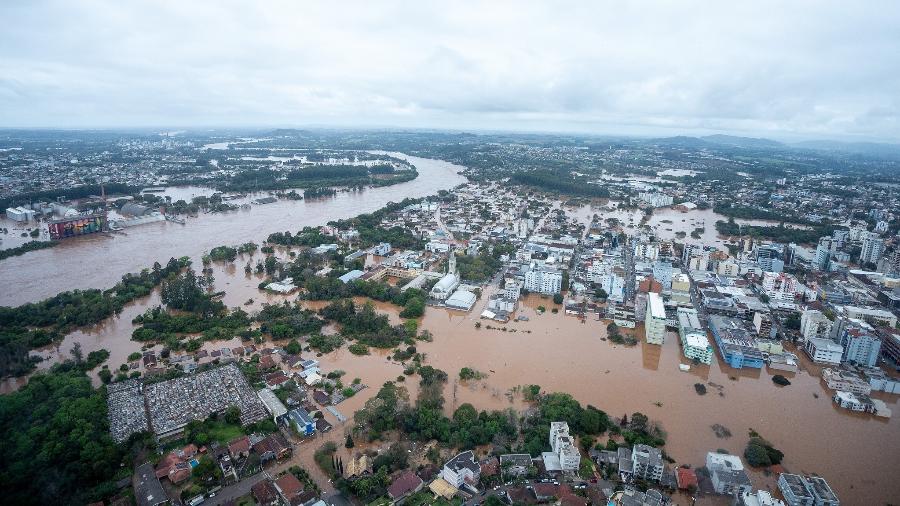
[134,462,168,506]
[445,450,480,475]
[648,292,665,319]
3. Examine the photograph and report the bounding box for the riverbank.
[0,154,466,306]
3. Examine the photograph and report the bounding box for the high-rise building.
[549,422,581,471]
[645,292,666,345]
[524,263,562,294]
[836,322,882,366]
[859,232,885,266]
[800,310,832,342]
[677,307,712,364]
[814,237,833,271]
[756,245,784,273]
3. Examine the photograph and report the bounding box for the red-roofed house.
[676,467,698,491]
[274,474,304,505]
[259,355,277,370]
[228,436,251,460]
[387,470,424,501]
[252,480,279,506]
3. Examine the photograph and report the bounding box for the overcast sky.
[1,1,899,141]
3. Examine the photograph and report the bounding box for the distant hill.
[646,134,787,150]
[646,136,714,149]
[791,139,900,158]
[701,134,785,149]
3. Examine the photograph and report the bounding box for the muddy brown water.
[0,153,466,307]
[1,159,897,503]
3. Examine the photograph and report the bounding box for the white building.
[706,452,753,497]
[761,272,801,301]
[800,310,832,342]
[741,490,786,506]
[814,237,833,271]
[430,273,460,300]
[804,338,843,365]
[598,273,625,303]
[822,368,872,395]
[441,451,480,488]
[645,292,666,345]
[832,391,874,412]
[524,264,562,295]
[426,241,451,253]
[860,232,885,265]
[549,421,581,472]
[5,206,35,222]
[677,307,713,364]
[630,444,664,481]
[638,192,674,208]
[257,388,288,422]
[445,290,477,311]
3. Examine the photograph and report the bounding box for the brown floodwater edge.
[3,250,898,504]
[0,153,466,307]
[1,161,896,503]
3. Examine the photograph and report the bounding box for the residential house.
[441,450,480,489]
[274,473,305,505]
[251,480,279,506]
[706,452,752,497]
[228,436,251,460]
[387,470,424,501]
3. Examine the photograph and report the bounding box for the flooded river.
[1,156,897,503]
[0,153,466,307]
[11,253,897,502]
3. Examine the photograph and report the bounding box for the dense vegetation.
[455,247,509,283]
[511,170,611,197]
[0,368,130,506]
[716,217,832,245]
[319,300,411,349]
[0,257,190,377]
[255,302,325,340]
[744,435,784,467]
[713,203,818,225]
[0,239,58,261]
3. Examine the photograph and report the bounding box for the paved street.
[204,472,267,506]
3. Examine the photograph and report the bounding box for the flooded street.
[1,158,897,504]
[0,153,466,307]
[573,203,811,248]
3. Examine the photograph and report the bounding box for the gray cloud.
[1,0,898,141]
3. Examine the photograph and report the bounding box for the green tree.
[224,406,241,425]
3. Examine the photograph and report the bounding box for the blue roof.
[289,408,315,426]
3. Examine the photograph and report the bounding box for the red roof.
[252,480,278,504]
[274,473,304,499]
[387,470,423,499]
[533,483,559,498]
[676,467,698,489]
[228,436,251,455]
[559,494,589,506]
